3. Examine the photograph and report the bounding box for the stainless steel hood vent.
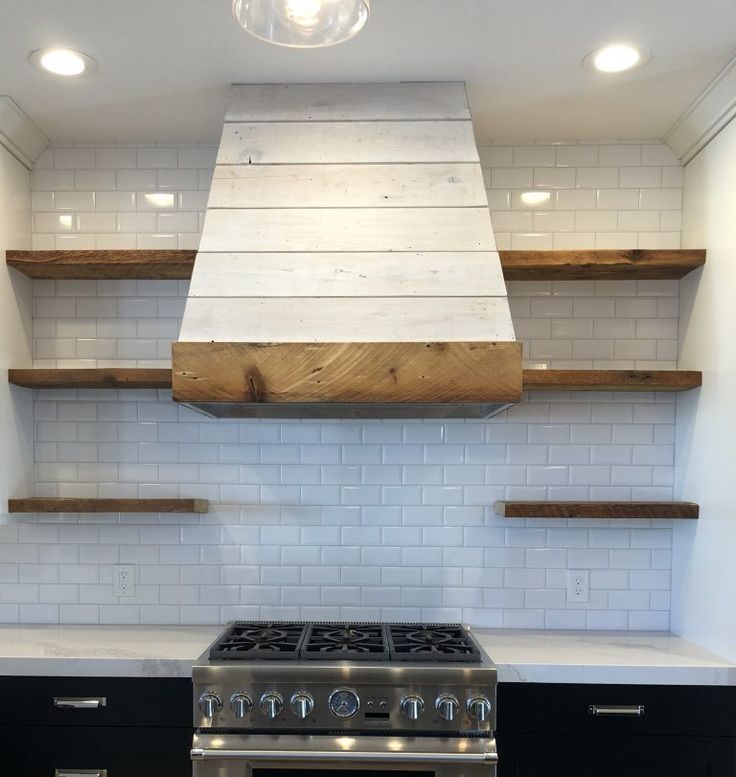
[173,83,521,418]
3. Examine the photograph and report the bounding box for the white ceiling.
[1,0,735,145]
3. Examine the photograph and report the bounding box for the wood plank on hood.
[199,207,495,253]
[217,121,479,164]
[172,341,523,404]
[225,83,471,122]
[208,163,487,208]
[188,252,506,298]
[178,297,517,343]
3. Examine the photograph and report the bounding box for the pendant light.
[233,0,369,48]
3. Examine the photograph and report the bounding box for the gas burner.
[206,621,483,663]
[302,623,389,661]
[388,623,482,662]
[209,622,307,660]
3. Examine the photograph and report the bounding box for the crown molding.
[665,55,736,165]
[0,96,49,169]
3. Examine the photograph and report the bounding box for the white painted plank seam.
[226,83,471,122]
[199,207,496,253]
[179,297,516,343]
[217,121,479,165]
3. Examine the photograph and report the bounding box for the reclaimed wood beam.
[7,248,706,281]
[9,498,209,514]
[522,369,702,392]
[8,368,174,390]
[500,249,705,280]
[495,501,699,519]
[172,341,524,405]
[6,249,196,279]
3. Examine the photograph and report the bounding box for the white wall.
[0,144,33,515]
[0,141,682,627]
[672,118,736,659]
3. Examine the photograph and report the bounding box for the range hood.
[173,82,521,418]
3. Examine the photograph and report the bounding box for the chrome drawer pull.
[588,704,645,717]
[55,771,107,777]
[53,697,107,710]
[191,748,498,764]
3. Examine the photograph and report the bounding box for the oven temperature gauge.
[328,688,360,719]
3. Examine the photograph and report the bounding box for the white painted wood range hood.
[173,82,522,418]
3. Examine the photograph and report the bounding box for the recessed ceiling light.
[582,43,649,74]
[29,48,96,77]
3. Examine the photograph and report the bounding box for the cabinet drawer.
[0,676,191,727]
[0,725,192,777]
[496,732,736,777]
[497,683,736,737]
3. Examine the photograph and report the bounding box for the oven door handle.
[191,748,498,764]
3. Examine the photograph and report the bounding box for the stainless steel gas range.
[192,621,498,776]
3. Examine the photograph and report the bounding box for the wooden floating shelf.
[500,249,705,280]
[495,501,699,520]
[9,367,702,394]
[522,369,702,392]
[6,250,196,280]
[8,368,173,390]
[6,248,705,281]
[8,498,209,514]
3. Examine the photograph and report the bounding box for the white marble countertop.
[0,625,218,678]
[0,625,734,685]
[473,628,736,685]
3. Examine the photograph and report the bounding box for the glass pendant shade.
[233,0,369,48]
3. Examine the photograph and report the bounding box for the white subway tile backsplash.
[619,166,662,188]
[555,145,598,167]
[11,142,684,629]
[533,167,576,189]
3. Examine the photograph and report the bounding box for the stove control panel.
[195,682,494,732]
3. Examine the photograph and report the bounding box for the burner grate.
[302,623,389,661]
[206,621,483,663]
[387,623,482,663]
[209,621,307,660]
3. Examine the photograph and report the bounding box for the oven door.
[192,732,497,777]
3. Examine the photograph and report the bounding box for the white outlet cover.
[566,569,590,603]
[113,564,135,597]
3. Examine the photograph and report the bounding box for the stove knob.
[230,693,252,718]
[260,692,284,719]
[199,692,222,719]
[467,695,492,723]
[436,694,460,721]
[290,692,315,720]
[400,694,425,721]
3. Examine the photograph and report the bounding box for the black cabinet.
[0,725,192,777]
[496,683,736,777]
[0,676,192,777]
[0,676,192,727]
[497,732,736,777]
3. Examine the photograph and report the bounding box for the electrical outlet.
[566,569,589,603]
[113,565,135,597]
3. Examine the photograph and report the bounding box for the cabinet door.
[0,725,191,777]
[0,676,192,727]
[497,683,736,738]
[496,733,736,777]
